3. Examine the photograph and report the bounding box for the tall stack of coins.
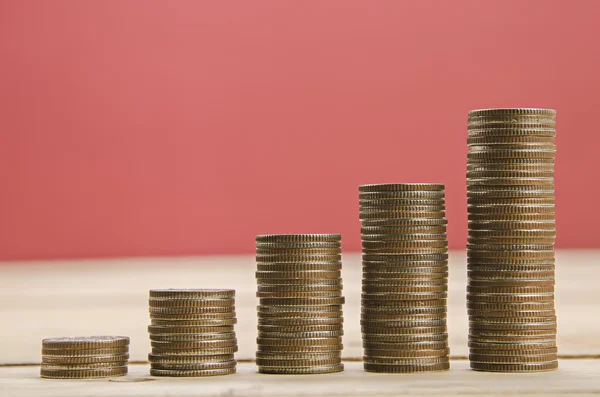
[148,289,237,377]
[359,183,450,373]
[41,336,129,379]
[467,108,558,372]
[255,234,345,374]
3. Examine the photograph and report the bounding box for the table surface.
[0,250,598,396]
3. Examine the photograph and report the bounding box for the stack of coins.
[467,108,558,372]
[359,183,450,373]
[148,289,237,377]
[41,336,129,379]
[255,234,345,374]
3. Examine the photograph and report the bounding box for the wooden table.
[1,250,598,396]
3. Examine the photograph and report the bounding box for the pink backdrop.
[1,1,599,260]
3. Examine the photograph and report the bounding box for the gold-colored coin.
[363,362,449,373]
[466,301,554,311]
[361,326,447,335]
[467,341,556,350]
[467,250,554,259]
[255,357,342,367]
[362,337,448,346]
[359,184,444,192]
[467,285,554,294]
[42,354,129,364]
[255,351,340,358]
[468,228,556,238]
[150,361,236,371]
[468,135,555,145]
[256,254,342,263]
[364,348,449,358]
[467,293,553,303]
[360,190,445,200]
[149,306,235,315]
[257,305,342,314]
[151,318,237,327]
[257,364,344,374]
[40,366,127,379]
[150,367,236,377]
[258,324,343,333]
[469,347,557,356]
[256,337,342,346]
[151,347,238,355]
[256,248,340,255]
[470,361,557,372]
[362,285,447,294]
[150,312,236,320]
[258,297,345,306]
[257,344,343,353]
[258,317,343,326]
[359,198,445,207]
[150,340,237,349]
[360,210,445,221]
[148,353,234,363]
[41,362,127,370]
[362,298,447,308]
[361,233,447,241]
[149,333,235,342]
[42,336,129,350]
[255,270,341,279]
[149,298,235,308]
[257,263,341,272]
[255,234,341,243]
[362,293,447,301]
[469,353,557,364]
[362,225,447,235]
[150,289,235,299]
[361,218,447,227]
[41,347,129,357]
[468,309,555,318]
[468,108,556,117]
[362,306,446,316]
[255,241,340,249]
[360,205,446,213]
[363,253,448,262]
[148,326,236,335]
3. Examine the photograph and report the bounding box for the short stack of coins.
[467,108,558,372]
[41,336,129,379]
[359,183,450,373]
[255,234,345,374]
[148,289,237,377]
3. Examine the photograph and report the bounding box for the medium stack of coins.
[359,183,450,373]
[255,234,345,374]
[148,289,237,377]
[41,336,129,379]
[467,108,558,372]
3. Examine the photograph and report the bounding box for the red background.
[1,1,599,261]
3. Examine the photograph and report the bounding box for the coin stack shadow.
[359,183,450,373]
[147,289,238,377]
[41,336,129,379]
[255,234,345,374]
[467,108,558,372]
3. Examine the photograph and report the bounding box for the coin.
[41,354,130,364]
[359,184,444,192]
[363,362,449,373]
[258,364,344,374]
[148,353,234,363]
[150,361,236,370]
[256,234,341,243]
[470,361,557,372]
[42,336,129,350]
[150,368,236,377]
[40,366,128,379]
[150,289,235,299]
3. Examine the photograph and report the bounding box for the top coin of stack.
[359,183,450,373]
[255,234,344,375]
[41,336,129,379]
[148,289,237,377]
[467,108,558,372]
